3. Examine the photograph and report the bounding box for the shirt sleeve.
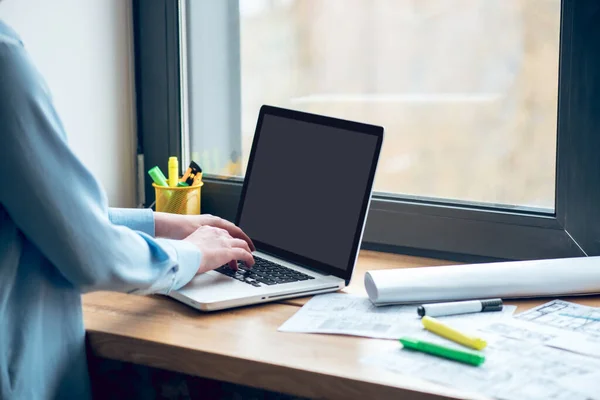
[0,35,201,295]
[108,208,155,237]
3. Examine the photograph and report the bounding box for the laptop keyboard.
[215,256,315,287]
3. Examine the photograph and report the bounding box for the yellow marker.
[421,316,487,350]
[168,156,179,187]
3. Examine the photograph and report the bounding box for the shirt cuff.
[108,208,155,236]
[157,238,202,293]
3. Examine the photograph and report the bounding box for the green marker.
[399,337,485,366]
[148,166,168,187]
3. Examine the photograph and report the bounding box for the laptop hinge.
[267,286,340,300]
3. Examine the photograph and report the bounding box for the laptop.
[170,105,383,311]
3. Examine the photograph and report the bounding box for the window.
[133,0,600,261]
[192,0,560,211]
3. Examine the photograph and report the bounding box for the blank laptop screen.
[237,110,381,278]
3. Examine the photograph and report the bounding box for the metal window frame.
[133,0,600,261]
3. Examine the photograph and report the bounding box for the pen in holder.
[153,182,203,215]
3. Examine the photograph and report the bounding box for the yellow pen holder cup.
[153,183,203,215]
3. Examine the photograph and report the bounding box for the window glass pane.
[186,0,560,210]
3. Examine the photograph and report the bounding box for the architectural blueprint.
[516,300,600,336]
[477,317,600,359]
[510,300,600,358]
[363,325,600,400]
[278,293,516,340]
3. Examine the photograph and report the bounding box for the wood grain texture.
[83,250,600,399]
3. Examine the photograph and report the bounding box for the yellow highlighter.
[421,316,487,350]
[168,156,179,187]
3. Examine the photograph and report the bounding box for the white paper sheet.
[278,293,516,340]
[364,256,600,305]
[363,324,600,400]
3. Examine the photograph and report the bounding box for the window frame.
[133,0,600,261]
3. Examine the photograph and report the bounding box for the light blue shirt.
[0,21,202,399]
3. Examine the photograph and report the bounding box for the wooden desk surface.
[83,251,600,400]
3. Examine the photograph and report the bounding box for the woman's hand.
[183,225,255,273]
[154,212,255,251]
